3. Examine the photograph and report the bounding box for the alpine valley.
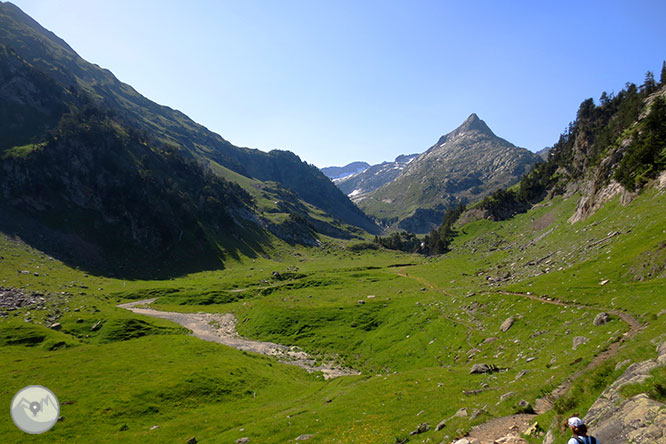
[1,3,666,444]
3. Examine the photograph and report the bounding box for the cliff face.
[582,341,666,444]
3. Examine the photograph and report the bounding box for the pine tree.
[660,61,666,86]
[642,71,657,94]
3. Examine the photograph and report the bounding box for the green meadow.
[1,188,665,444]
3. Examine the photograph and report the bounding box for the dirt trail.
[393,272,643,442]
[117,299,359,379]
[496,291,642,413]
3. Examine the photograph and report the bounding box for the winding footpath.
[394,271,644,443]
[117,299,359,379]
[496,290,643,413]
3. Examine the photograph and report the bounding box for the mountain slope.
[0,1,378,235]
[359,114,540,233]
[334,153,419,198]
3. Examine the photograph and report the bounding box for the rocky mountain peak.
[437,113,496,145]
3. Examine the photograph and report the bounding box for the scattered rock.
[454,407,468,417]
[515,399,534,414]
[500,316,515,332]
[542,429,554,444]
[523,421,541,436]
[452,438,480,444]
[470,408,488,419]
[499,392,516,403]
[593,312,611,326]
[49,322,62,331]
[187,437,197,444]
[436,419,446,431]
[615,359,631,371]
[514,370,527,381]
[295,434,313,441]
[236,438,250,444]
[482,336,497,344]
[600,279,609,286]
[357,300,365,305]
[470,363,493,374]
[150,425,159,430]
[409,423,429,435]
[91,321,102,331]
[573,336,589,350]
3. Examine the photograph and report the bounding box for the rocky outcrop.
[583,341,666,444]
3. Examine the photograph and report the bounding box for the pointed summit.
[437,113,496,145]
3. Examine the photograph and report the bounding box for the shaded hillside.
[0,2,378,235]
[0,103,267,277]
[358,114,540,233]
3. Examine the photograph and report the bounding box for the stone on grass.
[470,363,491,374]
[436,419,446,431]
[573,336,589,350]
[593,312,611,326]
[500,316,515,332]
[409,423,429,435]
[295,434,313,441]
[236,438,250,444]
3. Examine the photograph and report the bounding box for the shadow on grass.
[0,205,271,280]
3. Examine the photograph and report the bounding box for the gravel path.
[117,299,359,379]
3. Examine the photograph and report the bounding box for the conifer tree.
[660,61,666,86]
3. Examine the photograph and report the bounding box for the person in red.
[567,416,599,444]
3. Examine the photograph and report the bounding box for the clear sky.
[10,0,666,167]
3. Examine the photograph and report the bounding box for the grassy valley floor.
[1,188,665,443]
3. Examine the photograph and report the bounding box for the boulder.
[409,423,429,435]
[584,341,666,444]
[470,363,491,374]
[500,316,515,332]
[593,312,611,326]
[435,419,446,431]
[236,438,250,444]
[572,336,589,350]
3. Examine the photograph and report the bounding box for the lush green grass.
[1,186,665,443]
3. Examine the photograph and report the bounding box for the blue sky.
[11,0,666,167]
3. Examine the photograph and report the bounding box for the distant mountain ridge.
[357,114,541,233]
[333,153,419,198]
[320,161,370,180]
